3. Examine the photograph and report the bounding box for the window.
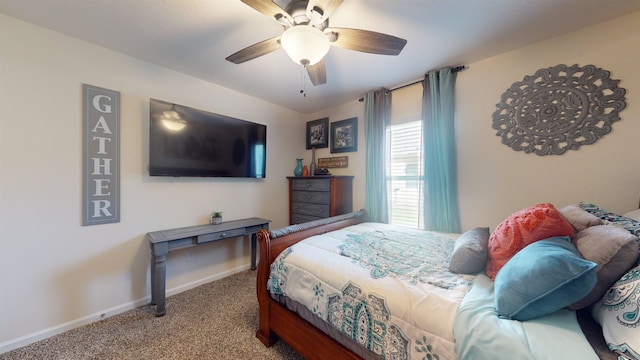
[386,83,424,229]
[386,121,424,229]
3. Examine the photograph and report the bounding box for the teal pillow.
[494,236,597,321]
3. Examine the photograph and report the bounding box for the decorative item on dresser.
[287,175,354,225]
[309,147,317,176]
[293,158,303,176]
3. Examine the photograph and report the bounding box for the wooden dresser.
[287,176,354,225]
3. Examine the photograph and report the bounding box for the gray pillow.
[448,227,490,274]
[559,204,603,232]
[568,225,639,310]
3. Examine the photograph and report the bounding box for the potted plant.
[210,211,223,224]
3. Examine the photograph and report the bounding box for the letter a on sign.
[82,84,120,225]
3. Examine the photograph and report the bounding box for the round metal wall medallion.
[492,64,626,155]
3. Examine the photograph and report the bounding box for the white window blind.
[386,121,424,229]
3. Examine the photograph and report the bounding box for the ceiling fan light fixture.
[280,25,330,66]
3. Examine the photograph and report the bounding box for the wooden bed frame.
[255,210,369,360]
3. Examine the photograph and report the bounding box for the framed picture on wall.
[306,117,329,149]
[330,117,358,153]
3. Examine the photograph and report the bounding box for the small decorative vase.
[301,165,309,176]
[211,217,222,225]
[294,158,303,176]
[309,147,316,176]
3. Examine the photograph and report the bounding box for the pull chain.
[300,67,307,97]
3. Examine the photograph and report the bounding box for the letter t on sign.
[82,84,120,226]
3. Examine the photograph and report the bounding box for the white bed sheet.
[454,274,599,360]
[268,222,473,360]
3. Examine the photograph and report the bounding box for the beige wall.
[0,14,304,351]
[456,11,640,229]
[2,9,639,353]
[305,100,366,211]
[314,11,640,232]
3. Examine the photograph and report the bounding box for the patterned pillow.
[486,203,574,280]
[579,202,640,239]
[591,265,640,359]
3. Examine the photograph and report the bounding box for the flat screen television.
[148,99,266,178]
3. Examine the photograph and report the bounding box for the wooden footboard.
[255,210,368,360]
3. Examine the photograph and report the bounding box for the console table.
[147,217,270,316]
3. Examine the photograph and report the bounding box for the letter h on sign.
[82,84,120,225]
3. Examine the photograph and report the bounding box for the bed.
[255,203,640,360]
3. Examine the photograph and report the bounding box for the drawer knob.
[305,182,311,187]
[306,195,311,199]
[221,233,227,237]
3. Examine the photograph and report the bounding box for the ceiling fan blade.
[327,27,407,55]
[306,60,327,86]
[241,0,294,25]
[225,36,282,64]
[307,0,343,23]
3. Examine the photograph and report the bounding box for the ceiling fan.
[226,0,407,86]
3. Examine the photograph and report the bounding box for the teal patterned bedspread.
[268,222,474,360]
[338,229,473,289]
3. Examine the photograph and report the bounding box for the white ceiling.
[2,0,639,114]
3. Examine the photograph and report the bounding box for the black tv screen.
[148,99,266,178]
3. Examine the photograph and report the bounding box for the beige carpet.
[1,270,304,360]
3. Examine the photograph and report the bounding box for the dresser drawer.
[291,178,330,191]
[292,190,330,205]
[291,202,330,217]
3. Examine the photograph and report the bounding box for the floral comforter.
[267,222,474,360]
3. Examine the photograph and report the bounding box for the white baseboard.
[0,265,250,354]
[165,264,250,298]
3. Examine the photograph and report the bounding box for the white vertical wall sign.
[82,84,120,226]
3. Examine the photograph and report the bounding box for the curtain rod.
[358,65,466,102]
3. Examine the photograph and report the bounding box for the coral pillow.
[486,203,574,280]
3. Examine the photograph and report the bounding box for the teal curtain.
[364,89,390,223]
[422,68,461,233]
